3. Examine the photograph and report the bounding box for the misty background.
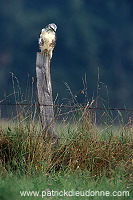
[0,0,133,116]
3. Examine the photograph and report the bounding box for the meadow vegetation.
[0,104,133,200]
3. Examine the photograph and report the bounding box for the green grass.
[0,170,132,200]
[0,110,133,200]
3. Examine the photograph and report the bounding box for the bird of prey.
[39,23,57,59]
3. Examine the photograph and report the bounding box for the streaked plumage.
[39,23,57,59]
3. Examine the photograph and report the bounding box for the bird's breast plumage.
[39,31,55,51]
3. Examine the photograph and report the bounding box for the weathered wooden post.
[36,53,58,144]
[36,23,58,145]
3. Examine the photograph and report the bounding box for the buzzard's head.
[46,23,57,32]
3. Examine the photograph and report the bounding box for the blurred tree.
[0,0,133,109]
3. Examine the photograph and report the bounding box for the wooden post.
[36,53,58,144]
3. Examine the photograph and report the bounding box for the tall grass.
[0,106,132,181]
[0,112,132,199]
[0,76,133,199]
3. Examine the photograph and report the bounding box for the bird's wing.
[38,28,46,46]
[38,37,44,47]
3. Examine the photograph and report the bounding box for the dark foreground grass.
[0,113,133,200]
